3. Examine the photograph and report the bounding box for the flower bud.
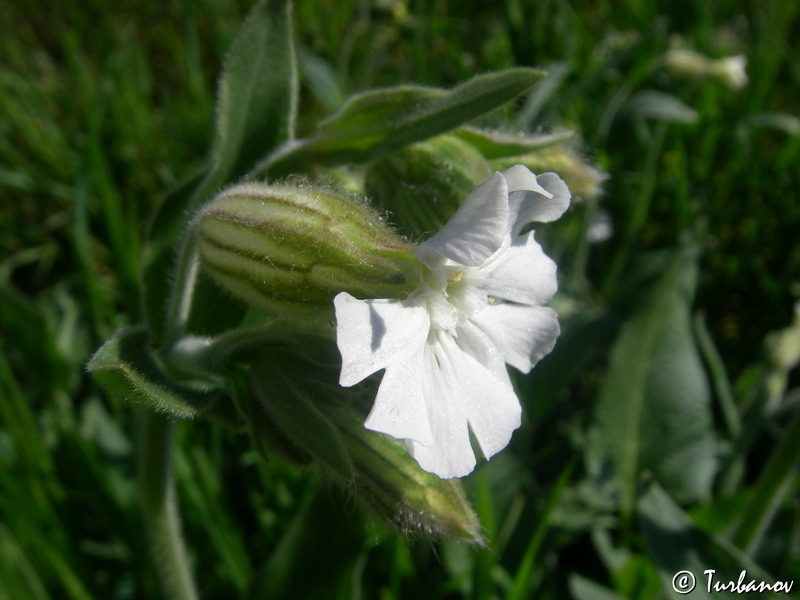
[488,144,606,199]
[330,399,483,543]
[664,48,748,91]
[364,134,492,237]
[708,55,748,91]
[767,302,800,371]
[196,182,418,313]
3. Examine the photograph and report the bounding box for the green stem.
[507,459,575,600]
[693,312,740,439]
[139,412,198,600]
[164,231,202,348]
[731,408,800,556]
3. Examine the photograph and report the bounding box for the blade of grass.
[507,458,576,600]
[731,409,800,556]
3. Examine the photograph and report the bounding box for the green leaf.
[514,62,571,128]
[589,249,716,512]
[141,0,297,342]
[0,281,81,396]
[731,410,800,556]
[453,126,573,159]
[508,460,576,600]
[298,50,345,113]
[87,326,217,418]
[211,0,297,181]
[638,484,778,600]
[263,67,545,175]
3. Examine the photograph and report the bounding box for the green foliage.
[250,357,354,482]
[142,0,298,344]
[87,327,216,419]
[638,484,775,600]
[212,0,297,182]
[590,249,715,511]
[262,68,544,175]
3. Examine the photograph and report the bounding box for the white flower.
[664,48,748,91]
[334,166,570,479]
[710,55,747,91]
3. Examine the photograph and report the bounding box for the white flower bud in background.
[709,55,748,91]
[587,208,613,243]
[664,48,748,91]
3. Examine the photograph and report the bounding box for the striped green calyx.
[196,182,419,313]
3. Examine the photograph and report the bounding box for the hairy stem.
[139,412,198,600]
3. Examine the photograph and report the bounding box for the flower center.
[414,264,484,335]
[448,270,464,285]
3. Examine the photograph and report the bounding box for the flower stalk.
[139,412,198,600]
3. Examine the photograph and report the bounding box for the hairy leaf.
[87,327,217,418]
[263,68,545,175]
[453,127,573,159]
[141,0,297,342]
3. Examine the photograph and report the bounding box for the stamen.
[448,270,464,285]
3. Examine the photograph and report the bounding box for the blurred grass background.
[1,0,798,598]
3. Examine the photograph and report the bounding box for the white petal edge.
[505,168,571,235]
[334,292,429,387]
[503,164,553,196]
[442,334,521,462]
[415,172,509,268]
[472,303,560,373]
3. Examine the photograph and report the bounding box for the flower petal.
[504,167,570,235]
[365,350,434,447]
[406,338,476,478]
[503,164,553,196]
[415,172,509,268]
[470,232,557,305]
[334,292,429,386]
[454,320,513,390]
[443,334,521,462]
[472,303,560,373]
